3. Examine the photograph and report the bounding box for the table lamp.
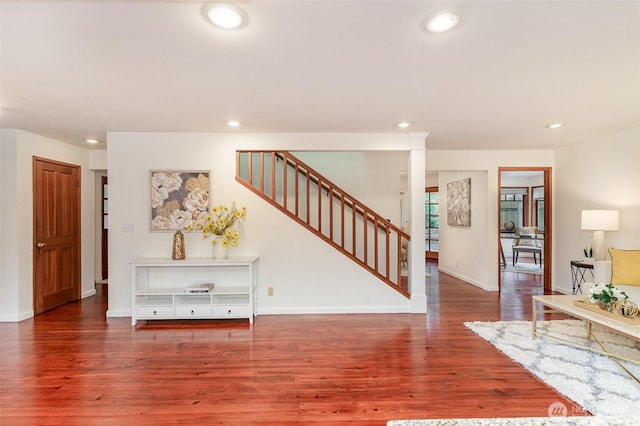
[580,210,619,261]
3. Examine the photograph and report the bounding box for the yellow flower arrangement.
[188,202,247,246]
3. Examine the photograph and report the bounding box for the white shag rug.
[388,416,640,426]
[464,320,640,417]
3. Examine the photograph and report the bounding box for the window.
[532,186,544,231]
[500,186,545,231]
[500,191,526,229]
[425,187,439,259]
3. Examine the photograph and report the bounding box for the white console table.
[130,257,258,325]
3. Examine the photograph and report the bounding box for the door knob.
[36,242,46,248]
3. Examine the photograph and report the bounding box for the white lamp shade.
[581,210,619,231]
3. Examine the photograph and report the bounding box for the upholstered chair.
[512,226,542,267]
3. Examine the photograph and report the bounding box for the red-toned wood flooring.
[0,261,577,425]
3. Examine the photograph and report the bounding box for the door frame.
[498,167,552,294]
[101,175,108,280]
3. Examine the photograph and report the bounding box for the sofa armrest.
[619,285,640,304]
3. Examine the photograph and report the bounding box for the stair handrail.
[236,150,410,297]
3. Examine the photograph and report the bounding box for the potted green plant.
[583,246,594,264]
[588,282,628,311]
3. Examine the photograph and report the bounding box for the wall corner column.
[0,130,22,321]
[407,132,428,313]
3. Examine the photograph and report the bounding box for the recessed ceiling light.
[203,3,247,29]
[546,123,563,129]
[396,121,413,129]
[424,12,460,33]
[227,120,240,127]
[85,139,100,144]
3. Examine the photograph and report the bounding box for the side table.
[570,260,594,295]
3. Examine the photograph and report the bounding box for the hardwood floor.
[0,261,577,425]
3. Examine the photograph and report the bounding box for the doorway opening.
[498,167,552,294]
[425,186,439,260]
[101,176,108,280]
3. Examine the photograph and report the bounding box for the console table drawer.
[213,305,249,318]
[137,306,174,318]
[176,305,212,318]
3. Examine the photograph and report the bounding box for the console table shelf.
[131,257,258,325]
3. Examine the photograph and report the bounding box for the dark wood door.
[33,157,81,314]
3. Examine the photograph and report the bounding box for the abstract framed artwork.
[150,170,210,231]
[447,177,471,227]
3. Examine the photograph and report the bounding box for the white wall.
[501,174,544,188]
[294,151,407,226]
[3,127,636,321]
[427,150,554,291]
[89,150,107,170]
[0,130,96,321]
[554,127,640,293]
[106,132,417,318]
[438,171,491,289]
[0,130,19,320]
[424,130,639,294]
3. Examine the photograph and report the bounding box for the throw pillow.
[608,248,640,286]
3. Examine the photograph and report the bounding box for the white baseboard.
[0,310,34,322]
[82,289,97,299]
[106,309,132,318]
[2,291,97,322]
[553,285,576,295]
[438,266,499,291]
[256,305,411,316]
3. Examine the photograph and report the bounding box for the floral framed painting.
[150,170,210,231]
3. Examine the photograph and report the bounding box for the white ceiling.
[1,0,639,150]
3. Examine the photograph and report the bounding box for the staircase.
[236,151,410,298]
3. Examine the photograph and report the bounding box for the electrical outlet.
[267,286,274,296]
